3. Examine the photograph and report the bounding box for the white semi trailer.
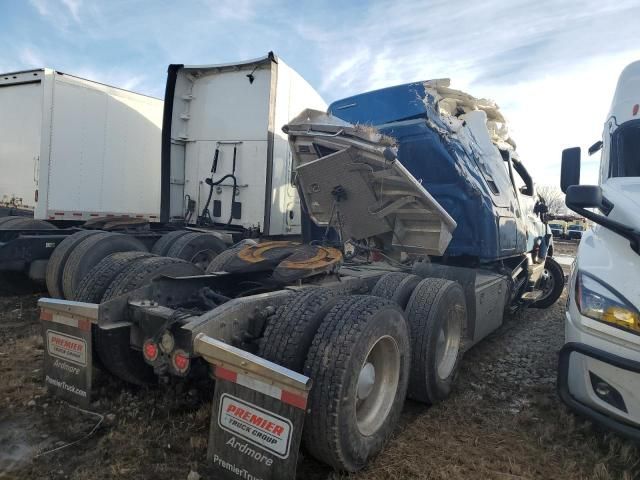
[0,68,163,220]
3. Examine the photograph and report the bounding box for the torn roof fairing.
[423,79,516,151]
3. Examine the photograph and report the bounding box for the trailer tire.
[405,278,466,404]
[62,232,147,299]
[73,251,154,302]
[45,230,102,298]
[0,217,25,228]
[0,216,21,227]
[101,256,203,301]
[258,287,340,372]
[165,232,227,270]
[303,295,410,472]
[205,239,257,273]
[531,257,565,309]
[371,272,422,309]
[150,230,191,256]
[0,218,56,230]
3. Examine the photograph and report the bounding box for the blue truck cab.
[328,80,548,263]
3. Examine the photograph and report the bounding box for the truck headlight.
[576,271,640,334]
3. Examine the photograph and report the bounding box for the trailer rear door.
[0,70,44,212]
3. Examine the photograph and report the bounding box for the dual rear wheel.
[257,274,466,472]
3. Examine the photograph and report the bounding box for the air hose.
[199,144,239,226]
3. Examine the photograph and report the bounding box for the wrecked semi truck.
[38,79,564,478]
[2,54,325,291]
[558,60,640,440]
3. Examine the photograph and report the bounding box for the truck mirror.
[560,147,581,193]
[588,140,603,156]
[565,185,603,210]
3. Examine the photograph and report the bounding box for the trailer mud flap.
[195,333,311,480]
[38,298,98,408]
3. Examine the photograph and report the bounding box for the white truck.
[162,52,326,235]
[0,54,326,288]
[559,60,640,440]
[0,68,163,221]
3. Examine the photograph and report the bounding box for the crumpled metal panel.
[284,110,456,256]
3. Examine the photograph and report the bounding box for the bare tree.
[537,185,566,216]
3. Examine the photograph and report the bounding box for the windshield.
[568,225,584,231]
[549,223,563,229]
[611,121,640,177]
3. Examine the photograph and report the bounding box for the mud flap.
[194,333,311,480]
[38,298,98,408]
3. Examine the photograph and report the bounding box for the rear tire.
[101,256,203,301]
[45,230,102,298]
[61,232,147,299]
[205,239,257,273]
[73,251,154,302]
[258,287,340,372]
[96,257,202,386]
[371,272,422,309]
[303,295,410,472]
[165,232,227,270]
[405,278,466,404]
[150,230,191,256]
[531,257,564,309]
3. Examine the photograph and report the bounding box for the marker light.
[633,104,639,116]
[576,271,640,334]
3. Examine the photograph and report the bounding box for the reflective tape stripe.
[40,310,91,331]
[214,366,308,410]
[215,366,238,383]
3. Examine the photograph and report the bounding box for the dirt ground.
[1,242,638,480]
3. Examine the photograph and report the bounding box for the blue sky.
[2,0,640,186]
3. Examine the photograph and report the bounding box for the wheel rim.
[435,305,462,380]
[536,268,555,301]
[190,249,218,270]
[355,334,400,436]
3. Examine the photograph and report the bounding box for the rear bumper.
[558,341,640,441]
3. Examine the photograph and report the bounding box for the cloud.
[61,0,82,22]
[293,0,640,186]
[204,0,256,21]
[29,0,82,29]
[19,47,44,67]
[9,0,640,187]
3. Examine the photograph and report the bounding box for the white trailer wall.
[167,53,326,236]
[40,72,163,220]
[0,69,163,221]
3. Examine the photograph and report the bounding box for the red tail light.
[172,350,190,374]
[143,340,159,362]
